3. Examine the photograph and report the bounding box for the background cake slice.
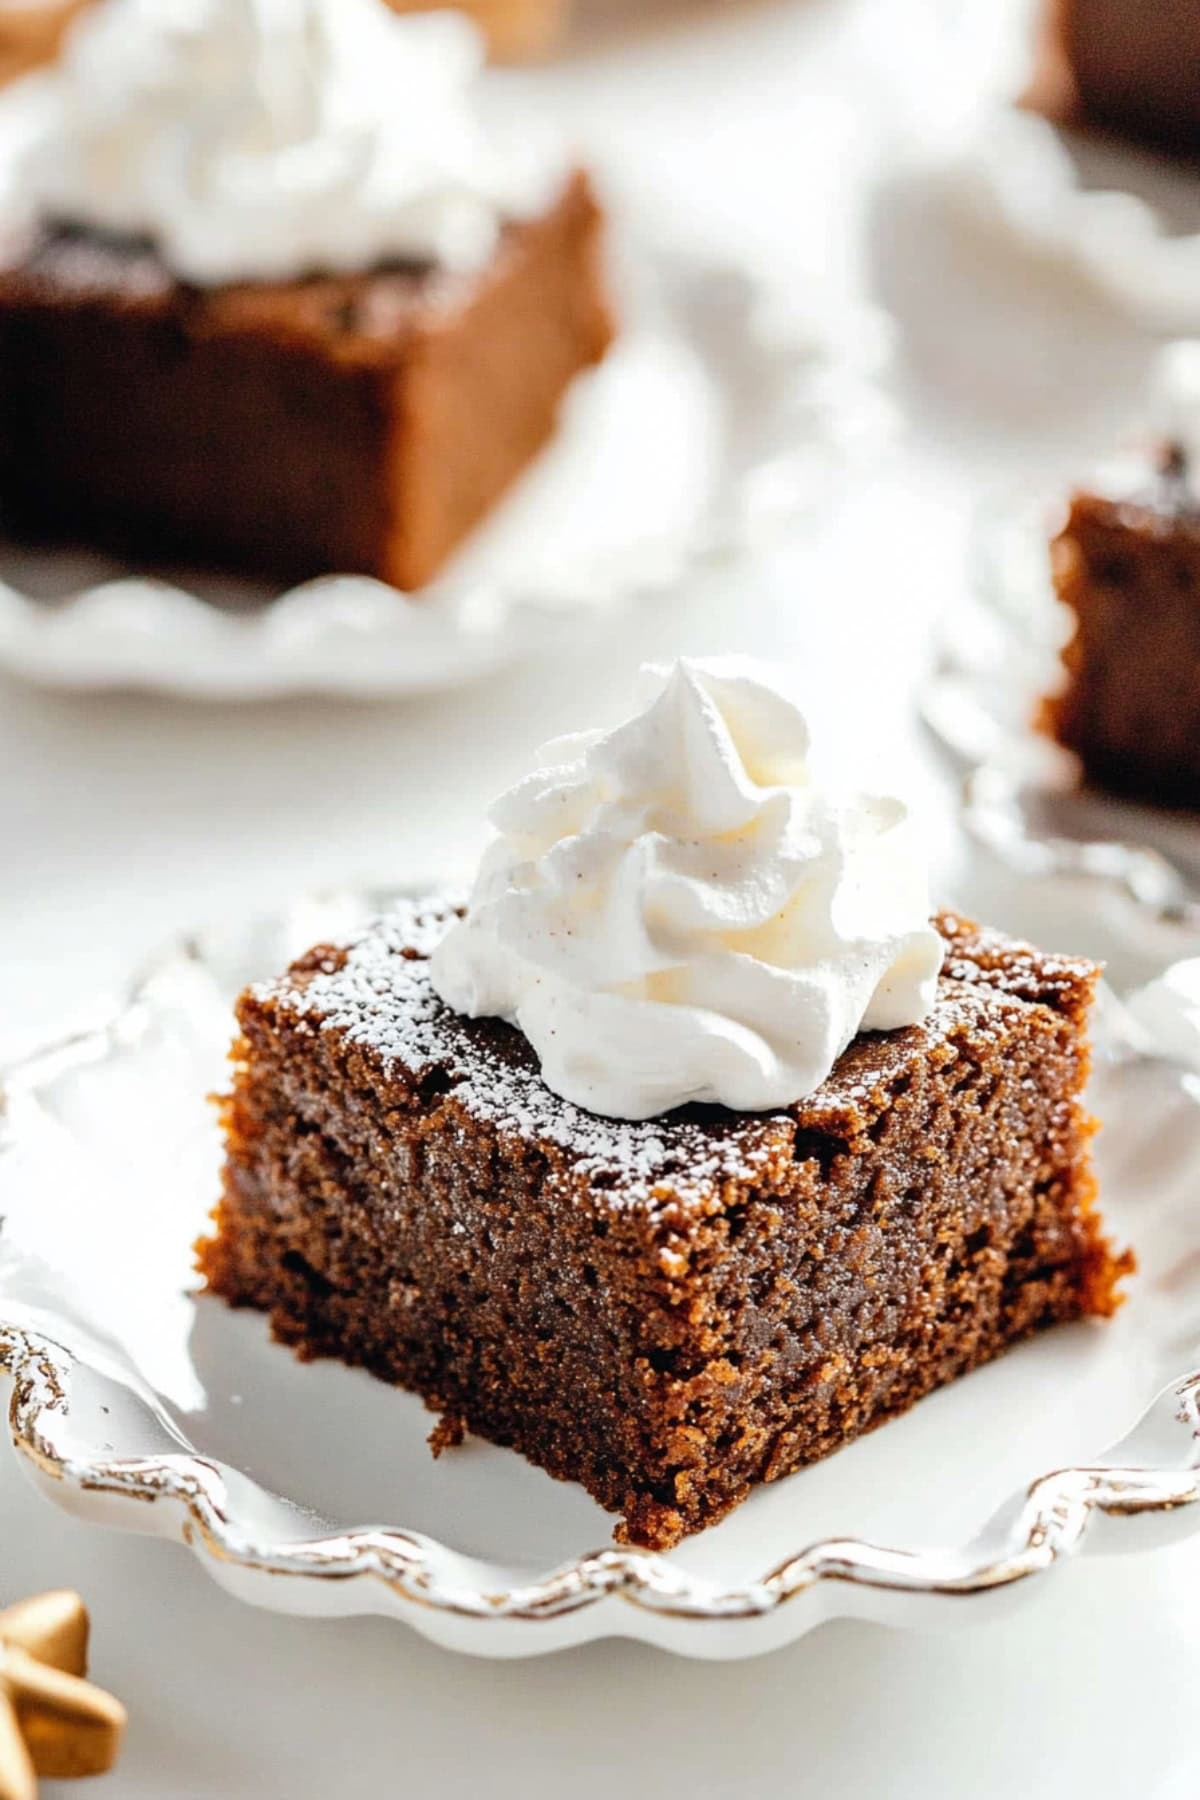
[0,0,615,591]
[199,900,1130,1551]
[1044,442,1200,811]
[1028,0,1200,156]
[0,171,613,591]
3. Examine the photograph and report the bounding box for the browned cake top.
[0,169,588,365]
[248,897,1098,1213]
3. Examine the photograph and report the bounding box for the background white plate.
[0,245,888,702]
[2,887,1199,1660]
[863,0,1200,462]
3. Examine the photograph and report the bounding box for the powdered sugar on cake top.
[430,659,945,1122]
[253,897,1092,1211]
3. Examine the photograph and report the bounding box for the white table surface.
[4,1,1200,1794]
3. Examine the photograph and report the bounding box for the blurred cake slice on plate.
[0,0,613,590]
[1044,438,1200,810]
[1028,0,1200,156]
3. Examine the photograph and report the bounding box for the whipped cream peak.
[11,0,555,284]
[431,658,945,1121]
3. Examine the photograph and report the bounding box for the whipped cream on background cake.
[432,657,944,1120]
[9,0,555,283]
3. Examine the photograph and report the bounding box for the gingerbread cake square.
[0,170,613,591]
[1045,442,1200,811]
[199,898,1129,1550]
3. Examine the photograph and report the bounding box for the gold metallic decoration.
[0,1593,126,1800]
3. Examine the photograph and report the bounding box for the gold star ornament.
[0,1593,126,1800]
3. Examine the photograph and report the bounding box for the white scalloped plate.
[0,247,890,701]
[864,2,1200,451]
[2,888,1200,1659]
[896,107,1200,339]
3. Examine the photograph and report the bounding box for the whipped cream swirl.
[432,659,944,1121]
[13,0,553,284]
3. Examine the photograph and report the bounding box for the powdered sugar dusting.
[937,914,1097,1007]
[251,898,1092,1210]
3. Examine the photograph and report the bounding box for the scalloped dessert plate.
[0,245,889,702]
[864,2,1200,453]
[2,888,1200,1659]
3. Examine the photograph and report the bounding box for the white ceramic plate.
[864,0,1200,452]
[924,108,1200,342]
[0,245,889,701]
[2,887,1200,1660]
